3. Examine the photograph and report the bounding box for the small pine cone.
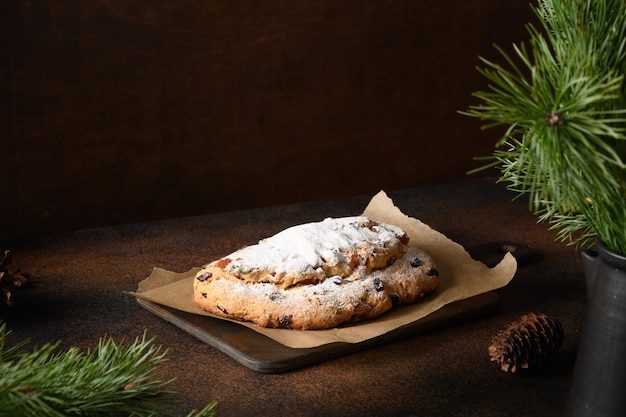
[488,312,564,373]
[0,249,31,308]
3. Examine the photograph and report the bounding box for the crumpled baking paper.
[129,191,516,348]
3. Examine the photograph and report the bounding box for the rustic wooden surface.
[1,1,534,239]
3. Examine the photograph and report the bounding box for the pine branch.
[0,322,217,417]
[462,0,626,254]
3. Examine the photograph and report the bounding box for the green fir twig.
[0,322,217,417]
[461,0,626,253]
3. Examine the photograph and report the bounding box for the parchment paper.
[129,191,516,348]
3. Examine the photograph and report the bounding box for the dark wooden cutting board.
[137,291,500,373]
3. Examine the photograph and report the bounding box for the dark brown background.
[1,1,534,239]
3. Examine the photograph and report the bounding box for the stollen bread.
[192,216,439,330]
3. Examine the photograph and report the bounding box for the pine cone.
[488,312,564,373]
[0,249,30,308]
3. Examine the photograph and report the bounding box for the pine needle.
[0,322,217,417]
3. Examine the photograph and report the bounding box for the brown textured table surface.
[2,178,586,416]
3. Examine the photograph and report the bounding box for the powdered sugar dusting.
[222,216,406,281]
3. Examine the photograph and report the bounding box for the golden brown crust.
[192,217,438,330]
[193,246,438,329]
